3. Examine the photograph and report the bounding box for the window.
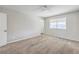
[49,17,66,29]
[49,22,56,28]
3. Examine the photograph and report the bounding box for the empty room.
[0,5,79,54]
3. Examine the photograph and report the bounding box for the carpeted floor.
[0,34,79,54]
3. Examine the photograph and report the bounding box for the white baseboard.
[44,33,79,42]
[7,33,41,44]
[0,43,7,47]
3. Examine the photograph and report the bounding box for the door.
[0,13,7,47]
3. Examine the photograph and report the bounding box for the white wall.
[44,11,79,41]
[0,7,43,43]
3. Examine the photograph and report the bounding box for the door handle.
[4,30,7,32]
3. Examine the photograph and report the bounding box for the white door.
[0,13,7,47]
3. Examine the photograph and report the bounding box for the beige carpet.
[0,34,79,54]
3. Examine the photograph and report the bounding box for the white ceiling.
[0,5,79,17]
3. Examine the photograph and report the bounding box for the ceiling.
[0,5,79,17]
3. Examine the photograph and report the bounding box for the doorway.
[40,19,44,34]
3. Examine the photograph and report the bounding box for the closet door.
[0,13,7,47]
